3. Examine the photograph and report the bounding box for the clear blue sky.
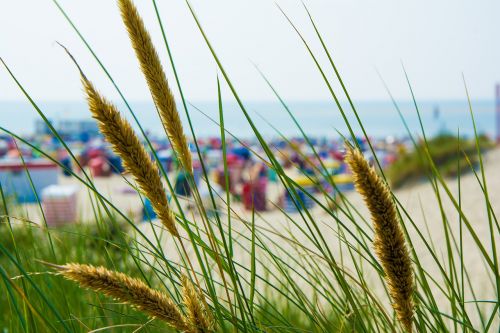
[1,0,499,102]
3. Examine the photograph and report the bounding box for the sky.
[1,0,500,103]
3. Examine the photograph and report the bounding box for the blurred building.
[0,158,58,203]
[34,119,53,136]
[58,120,99,137]
[34,119,100,141]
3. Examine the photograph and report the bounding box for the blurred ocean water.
[0,100,496,139]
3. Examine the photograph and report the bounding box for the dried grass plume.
[118,0,192,173]
[56,263,189,331]
[181,275,215,333]
[82,74,179,237]
[345,144,414,332]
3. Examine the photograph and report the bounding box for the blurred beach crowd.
[0,119,410,225]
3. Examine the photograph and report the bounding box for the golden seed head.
[181,275,215,333]
[58,263,189,331]
[345,144,414,333]
[118,0,192,174]
[82,76,179,237]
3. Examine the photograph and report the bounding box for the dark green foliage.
[387,134,493,188]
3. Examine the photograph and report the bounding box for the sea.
[0,100,496,140]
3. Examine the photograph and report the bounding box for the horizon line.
[0,98,496,104]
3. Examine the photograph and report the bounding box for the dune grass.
[1,1,499,332]
[387,134,493,189]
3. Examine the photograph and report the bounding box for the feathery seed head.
[345,144,414,333]
[117,0,192,174]
[57,263,189,331]
[82,75,179,237]
[181,275,215,333]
